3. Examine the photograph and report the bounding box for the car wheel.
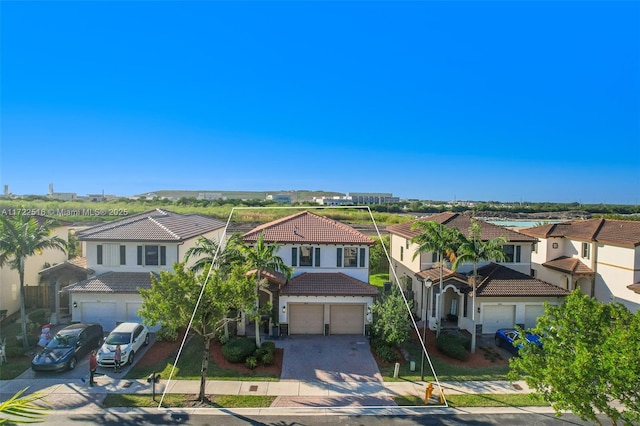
[68,357,77,370]
[128,351,134,365]
[144,334,149,346]
[495,336,502,348]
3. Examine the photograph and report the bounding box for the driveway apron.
[278,335,383,382]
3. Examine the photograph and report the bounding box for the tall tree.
[183,233,243,275]
[240,233,292,348]
[410,220,463,336]
[0,213,67,350]
[452,219,507,353]
[139,263,254,402]
[509,291,640,426]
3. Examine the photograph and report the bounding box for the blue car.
[494,328,542,355]
[31,323,104,372]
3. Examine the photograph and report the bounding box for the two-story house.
[61,209,226,331]
[241,211,379,336]
[520,218,640,312]
[387,212,569,335]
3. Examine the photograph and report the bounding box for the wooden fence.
[24,286,50,309]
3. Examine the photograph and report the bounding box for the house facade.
[62,209,226,331]
[0,216,70,319]
[387,212,569,334]
[241,211,379,336]
[520,218,640,312]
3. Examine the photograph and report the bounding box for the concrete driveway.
[277,335,383,382]
[17,333,157,382]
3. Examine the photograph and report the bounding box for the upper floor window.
[336,247,366,268]
[291,247,321,267]
[137,245,166,266]
[405,239,410,250]
[400,246,404,261]
[503,245,521,263]
[581,242,590,259]
[432,252,438,263]
[97,245,103,265]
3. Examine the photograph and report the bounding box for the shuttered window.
[336,248,342,267]
[315,248,321,267]
[291,248,298,267]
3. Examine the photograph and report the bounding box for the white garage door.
[126,302,143,323]
[81,302,117,331]
[330,304,364,335]
[289,304,324,335]
[482,305,515,334]
[524,305,545,329]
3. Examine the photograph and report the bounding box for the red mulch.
[373,328,508,368]
[136,332,282,376]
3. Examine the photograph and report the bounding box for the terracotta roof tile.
[62,271,156,293]
[387,213,536,243]
[77,209,225,242]
[520,218,640,248]
[280,272,379,296]
[542,256,594,275]
[627,283,640,294]
[247,268,288,286]
[415,266,467,282]
[38,258,94,276]
[243,211,374,245]
[474,263,570,297]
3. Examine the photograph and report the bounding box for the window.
[137,245,166,266]
[405,239,409,249]
[582,242,590,259]
[291,247,297,267]
[119,246,126,265]
[533,242,538,254]
[315,247,321,267]
[432,252,438,263]
[292,247,320,267]
[97,245,103,265]
[344,247,358,267]
[503,245,521,263]
[400,246,404,261]
[360,248,366,267]
[299,246,312,266]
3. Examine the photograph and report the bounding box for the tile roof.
[247,268,288,286]
[627,283,640,294]
[542,256,594,275]
[76,209,225,242]
[520,218,640,248]
[280,272,379,296]
[474,263,570,297]
[387,212,536,243]
[62,271,156,294]
[415,266,467,283]
[243,211,374,245]
[38,258,94,276]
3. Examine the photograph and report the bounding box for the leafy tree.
[240,233,292,348]
[369,234,390,274]
[0,387,48,424]
[0,213,67,350]
[452,219,507,353]
[410,220,463,336]
[371,288,411,347]
[184,233,243,275]
[139,263,254,401]
[508,291,640,426]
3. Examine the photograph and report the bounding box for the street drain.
[249,385,258,392]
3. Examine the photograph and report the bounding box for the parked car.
[97,322,149,367]
[494,328,542,355]
[31,323,104,372]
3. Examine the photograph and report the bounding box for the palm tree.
[184,233,243,275]
[0,213,67,350]
[453,219,507,354]
[240,233,292,348]
[410,221,463,337]
[0,387,48,423]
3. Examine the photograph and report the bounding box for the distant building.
[266,194,292,204]
[314,196,353,206]
[86,194,118,202]
[349,192,399,205]
[197,192,223,201]
[48,183,78,201]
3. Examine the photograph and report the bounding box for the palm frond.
[0,387,49,424]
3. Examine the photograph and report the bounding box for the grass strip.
[393,393,548,407]
[103,393,276,408]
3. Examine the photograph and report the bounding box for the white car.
[97,322,149,367]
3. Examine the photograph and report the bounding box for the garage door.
[524,305,545,329]
[330,304,364,335]
[81,302,117,331]
[289,304,324,335]
[126,302,143,323]
[482,305,515,334]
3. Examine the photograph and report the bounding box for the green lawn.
[103,393,276,408]
[125,335,279,382]
[393,393,548,407]
[369,273,389,289]
[0,309,49,379]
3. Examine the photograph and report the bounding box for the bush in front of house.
[156,325,179,342]
[436,332,470,361]
[261,351,274,366]
[222,337,257,363]
[245,356,258,369]
[374,342,399,362]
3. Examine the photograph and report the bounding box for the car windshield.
[105,332,131,345]
[46,333,75,349]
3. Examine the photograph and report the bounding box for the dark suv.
[31,323,104,372]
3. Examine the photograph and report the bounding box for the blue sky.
[1,1,638,204]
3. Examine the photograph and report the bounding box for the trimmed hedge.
[436,333,470,361]
[222,337,257,363]
[374,343,399,362]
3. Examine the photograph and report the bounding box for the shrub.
[254,347,267,360]
[261,341,276,355]
[28,310,49,328]
[374,343,399,362]
[261,351,274,366]
[156,326,179,342]
[222,337,257,363]
[436,333,469,361]
[245,356,258,369]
